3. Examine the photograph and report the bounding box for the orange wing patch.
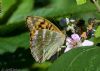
[26,16,65,48]
[26,16,63,37]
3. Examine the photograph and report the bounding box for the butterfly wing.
[26,16,65,63]
[26,16,63,33]
[30,29,65,62]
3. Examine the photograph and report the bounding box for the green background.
[0,0,100,71]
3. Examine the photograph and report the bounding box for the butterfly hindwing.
[30,29,65,62]
[26,16,65,63]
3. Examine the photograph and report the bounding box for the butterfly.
[26,16,65,63]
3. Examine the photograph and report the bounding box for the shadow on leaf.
[0,47,35,69]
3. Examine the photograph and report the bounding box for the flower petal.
[71,34,80,41]
[66,37,72,43]
[82,40,94,46]
[66,18,69,24]
[64,45,73,53]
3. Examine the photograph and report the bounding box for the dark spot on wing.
[40,19,45,24]
[49,25,52,30]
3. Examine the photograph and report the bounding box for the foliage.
[0,0,100,71]
[95,26,100,38]
[76,0,86,5]
[48,46,100,71]
[0,33,29,54]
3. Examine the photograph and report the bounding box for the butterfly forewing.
[27,16,63,33]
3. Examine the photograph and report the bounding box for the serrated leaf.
[48,46,100,71]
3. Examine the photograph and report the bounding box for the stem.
[95,20,100,22]
[93,0,100,12]
[95,20,100,24]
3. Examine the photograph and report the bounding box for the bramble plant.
[0,0,100,71]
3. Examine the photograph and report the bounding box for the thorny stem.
[92,0,100,12]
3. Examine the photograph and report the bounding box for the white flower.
[67,24,75,33]
[65,18,70,24]
[71,33,80,42]
[64,45,72,52]
[70,19,75,23]
[82,40,94,46]
[64,34,81,53]
[64,34,94,53]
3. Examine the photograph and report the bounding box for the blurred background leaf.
[0,0,16,19]
[95,26,100,38]
[0,32,29,54]
[76,0,86,5]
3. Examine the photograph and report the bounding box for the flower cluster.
[60,18,95,52]
[64,33,94,52]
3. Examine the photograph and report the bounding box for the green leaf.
[7,0,34,24]
[48,46,100,71]
[93,37,100,44]
[0,0,34,35]
[0,0,97,36]
[95,26,100,38]
[0,32,29,54]
[0,0,16,18]
[0,22,26,36]
[31,0,96,18]
[76,0,87,5]
[32,62,52,69]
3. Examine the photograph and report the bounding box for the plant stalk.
[93,0,100,12]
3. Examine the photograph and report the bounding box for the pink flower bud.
[71,34,80,42]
